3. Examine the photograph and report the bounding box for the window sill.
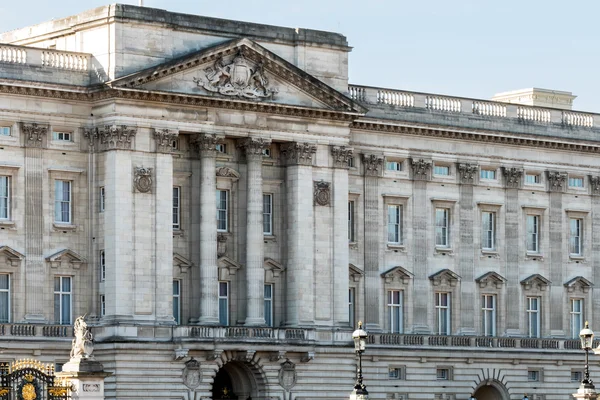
[434,247,453,255]
[0,220,16,230]
[525,253,544,261]
[263,235,277,243]
[173,229,185,237]
[53,223,77,231]
[349,242,358,250]
[387,244,406,252]
[480,250,499,259]
[569,255,586,263]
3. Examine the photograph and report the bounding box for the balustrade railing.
[0,46,26,64]
[473,101,507,117]
[426,95,461,113]
[0,44,90,72]
[562,111,594,127]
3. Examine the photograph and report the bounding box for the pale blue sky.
[2,0,598,112]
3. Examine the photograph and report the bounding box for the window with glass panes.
[54,180,72,223]
[435,208,449,247]
[173,280,181,325]
[173,187,181,230]
[217,190,228,232]
[100,295,105,317]
[387,205,401,244]
[99,187,105,212]
[435,292,451,335]
[348,201,355,242]
[527,296,540,338]
[387,290,403,333]
[481,294,496,336]
[570,299,583,339]
[569,177,584,188]
[100,250,105,281]
[482,212,495,250]
[526,215,539,252]
[263,194,272,235]
[0,176,8,220]
[349,288,355,328]
[386,161,402,171]
[570,218,582,255]
[526,174,540,184]
[434,165,450,176]
[0,275,9,323]
[218,281,229,326]
[0,127,10,136]
[264,284,273,327]
[52,131,72,141]
[480,169,496,180]
[54,276,72,325]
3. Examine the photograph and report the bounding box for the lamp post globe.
[579,321,595,390]
[350,321,369,400]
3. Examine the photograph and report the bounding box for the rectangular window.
[264,284,273,327]
[54,276,72,325]
[215,144,227,154]
[171,138,179,150]
[262,147,271,157]
[569,177,584,188]
[99,187,105,213]
[0,176,9,220]
[386,161,402,171]
[347,157,355,168]
[263,194,273,235]
[527,296,540,338]
[480,169,496,180]
[216,190,228,232]
[435,292,451,335]
[436,368,450,380]
[572,371,584,382]
[100,250,105,281]
[348,201,355,242]
[527,370,540,382]
[0,127,10,136]
[435,208,450,247]
[525,174,540,184]
[349,288,355,328]
[570,299,583,339]
[388,367,403,380]
[54,180,72,224]
[570,218,582,256]
[387,205,401,244]
[52,131,72,142]
[482,212,495,250]
[173,280,181,325]
[0,275,10,323]
[434,165,450,176]
[100,295,105,317]
[526,215,539,253]
[482,294,496,337]
[173,187,181,230]
[218,281,229,326]
[388,290,403,333]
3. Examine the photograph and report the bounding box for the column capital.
[362,154,384,177]
[331,146,353,169]
[547,170,567,193]
[21,123,48,148]
[590,176,600,196]
[237,137,271,158]
[410,158,432,181]
[152,128,179,153]
[191,133,221,156]
[503,166,523,189]
[281,142,316,166]
[84,124,137,151]
[457,163,478,185]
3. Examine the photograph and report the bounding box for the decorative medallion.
[278,360,297,390]
[134,167,153,193]
[182,358,202,389]
[314,180,331,206]
[503,167,523,189]
[458,163,478,184]
[193,51,277,99]
[411,158,432,181]
[21,123,48,148]
[547,171,567,192]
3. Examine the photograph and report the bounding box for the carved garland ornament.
[314,181,331,206]
[134,167,153,193]
[193,50,277,99]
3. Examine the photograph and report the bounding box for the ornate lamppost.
[574,322,598,400]
[350,321,368,400]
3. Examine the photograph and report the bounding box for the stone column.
[281,142,316,327]
[591,176,600,327]
[503,167,522,335]
[332,146,353,327]
[193,134,220,325]
[457,163,478,335]
[410,158,432,333]
[22,123,48,322]
[362,154,383,332]
[548,171,567,336]
[238,137,270,326]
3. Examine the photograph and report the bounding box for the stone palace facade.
[0,4,599,400]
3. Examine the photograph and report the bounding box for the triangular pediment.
[429,268,461,287]
[381,266,413,284]
[349,264,364,282]
[173,253,193,273]
[0,246,25,267]
[476,271,507,289]
[216,166,240,180]
[264,258,284,280]
[45,249,86,269]
[218,256,241,280]
[565,276,593,293]
[521,274,551,291]
[109,38,365,113]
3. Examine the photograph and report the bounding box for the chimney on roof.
[491,88,576,110]
[139,0,144,6]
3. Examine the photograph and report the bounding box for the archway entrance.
[211,361,264,400]
[473,383,506,400]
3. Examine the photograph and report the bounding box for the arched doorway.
[473,381,508,400]
[211,360,265,400]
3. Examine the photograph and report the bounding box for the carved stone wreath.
[314,181,331,206]
[134,167,153,193]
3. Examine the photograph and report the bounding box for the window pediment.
[45,249,86,269]
[429,268,460,287]
[349,263,364,283]
[218,256,241,280]
[0,246,24,267]
[381,266,413,284]
[264,258,284,280]
[521,274,551,291]
[476,271,506,289]
[173,253,193,274]
[564,276,593,294]
[216,167,240,181]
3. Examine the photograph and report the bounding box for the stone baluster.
[238,137,271,326]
